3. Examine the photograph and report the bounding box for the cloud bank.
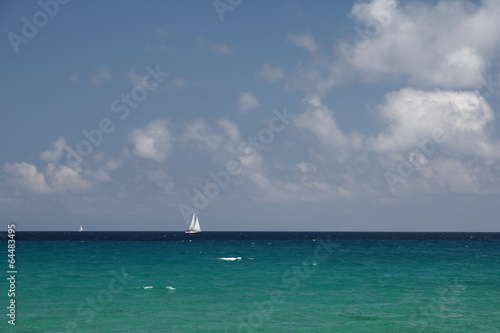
[3,0,500,207]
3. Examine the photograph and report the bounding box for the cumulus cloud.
[267,0,500,197]
[182,118,249,166]
[367,88,497,157]
[4,135,122,195]
[287,33,319,54]
[129,119,172,162]
[84,168,111,182]
[6,1,500,203]
[340,0,500,88]
[292,162,330,192]
[360,87,500,194]
[181,117,293,200]
[3,162,52,194]
[40,137,67,162]
[182,118,226,153]
[238,92,261,114]
[295,162,317,174]
[3,162,91,193]
[45,163,91,192]
[295,96,363,154]
[286,86,500,197]
[180,112,358,202]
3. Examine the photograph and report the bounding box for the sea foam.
[218,257,242,261]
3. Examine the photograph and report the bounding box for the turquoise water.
[1,236,500,332]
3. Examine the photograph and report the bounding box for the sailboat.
[78,226,84,232]
[185,213,201,234]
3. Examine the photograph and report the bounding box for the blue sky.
[1,0,500,231]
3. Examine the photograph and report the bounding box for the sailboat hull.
[185,230,201,234]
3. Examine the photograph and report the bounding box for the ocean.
[1,232,499,332]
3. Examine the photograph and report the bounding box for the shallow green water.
[1,238,499,332]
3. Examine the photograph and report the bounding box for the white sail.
[78,226,83,232]
[186,213,201,233]
[192,215,201,232]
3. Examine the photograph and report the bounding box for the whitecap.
[218,257,242,261]
[166,286,176,290]
[143,286,153,289]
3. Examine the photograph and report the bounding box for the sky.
[1,0,500,232]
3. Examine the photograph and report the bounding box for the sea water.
[1,232,499,332]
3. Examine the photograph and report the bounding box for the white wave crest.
[218,257,242,261]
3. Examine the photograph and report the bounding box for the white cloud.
[295,96,363,154]
[182,118,224,152]
[295,162,316,174]
[4,136,121,195]
[3,162,52,194]
[129,119,172,162]
[292,162,330,192]
[287,33,319,54]
[341,0,500,88]
[217,119,241,143]
[182,118,243,163]
[84,168,111,182]
[90,68,111,87]
[45,163,92,192]
[281,1,500,96]
[3,162,91,193]
[367,88,497,157]
[272,0,500,197]
[238,92,261,114]
[181,117,290,199]
[257,63,284,82]
[40,137,67,162]
[383,156,500,195]
[287,87,500,197]
[361,87,500,194]
[181,114,357,202]
[286,59,342,97]
[430,158,475,192]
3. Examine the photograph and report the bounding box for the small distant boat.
[185,213,201,234]
[78,226,84,232]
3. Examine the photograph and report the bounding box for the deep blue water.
[3,231,500,241]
